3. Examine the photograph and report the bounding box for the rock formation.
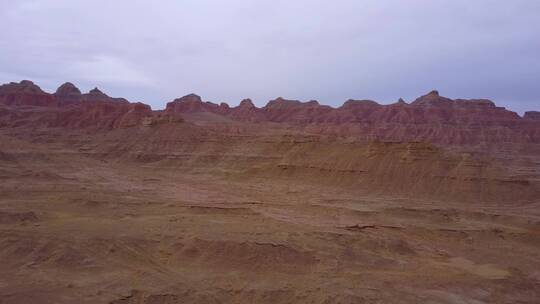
[0,80,539,146]
[1,80,540,304]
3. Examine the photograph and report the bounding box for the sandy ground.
[0,129,539,303]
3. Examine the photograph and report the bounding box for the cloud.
[0,0,538,113]
[67,55,153,87]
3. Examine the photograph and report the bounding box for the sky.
[1,0,539,114]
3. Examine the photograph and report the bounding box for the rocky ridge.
[0,80,539,146]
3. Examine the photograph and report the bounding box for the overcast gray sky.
[1,0,539,113]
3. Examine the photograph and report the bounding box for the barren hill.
[0,80,539,303]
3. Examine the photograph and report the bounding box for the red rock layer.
[1,80,539,145]
[0,80,57,107]
[164,91,540,145]
[0,81,180,130]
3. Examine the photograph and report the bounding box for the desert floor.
[1,139,540,304]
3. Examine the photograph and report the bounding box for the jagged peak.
[174,93,203,103]
[20,80,35,86]
[55,82,81,97]
[80,87,114,102]
[239,98,255,108]
[397,98,406,104]
[0,80,45,94]
[265,97,300,109]
[412,90,452,105]
[88,87,106,95]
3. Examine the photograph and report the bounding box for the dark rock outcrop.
[55,82,81,98]
[524,111,540,121]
